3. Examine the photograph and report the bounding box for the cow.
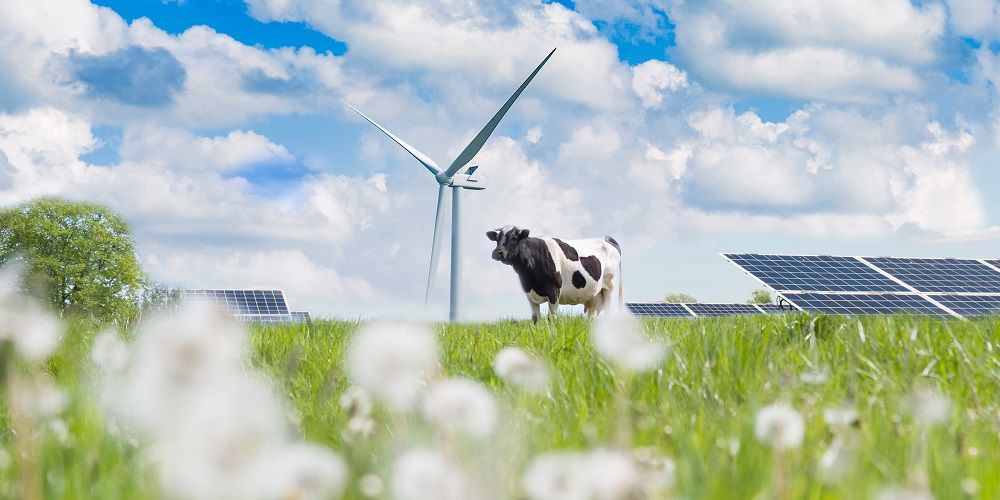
[487,225,623,323]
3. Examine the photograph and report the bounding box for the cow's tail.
[605,236,624,313]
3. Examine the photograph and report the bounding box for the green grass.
[3,314,1000,498]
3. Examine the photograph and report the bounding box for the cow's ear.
[486,230,499,241]
[519,228,530,239]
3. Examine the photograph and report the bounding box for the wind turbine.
[343,48,555,322]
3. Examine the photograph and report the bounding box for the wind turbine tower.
[343,48,556,321]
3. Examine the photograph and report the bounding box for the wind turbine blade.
[425,184,448,305]
[341,100,443,176]
[443,48,556,178]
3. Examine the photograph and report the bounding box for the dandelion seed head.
[823,406,859,431]
[754,403,805,450]
[90,329,129,373]
[0,297,61,361]
[591,314,666,372]
[347,323,439,412]
[587,448,645,500]
[249,443,348,500]
[10,377,67,418]
[359,473,384,498]
[423,378,497,438]
[339,386,373,420]
[344,416,375,441]
[392,448,465,500]
[493,347,549,392]
[911,387,950,425]
[522,452,590,500]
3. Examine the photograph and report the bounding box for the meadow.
[1,311,998,499]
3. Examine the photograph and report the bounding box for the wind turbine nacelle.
[449,173,487,190]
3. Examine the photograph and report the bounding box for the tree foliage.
[747,289,773,304]
[0,198,144,322]
[664,292,699,304]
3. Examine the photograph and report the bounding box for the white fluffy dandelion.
[422,378,497,439]
[522,452,591,500]
[823,406,859,431]
[586,448,645,500]
[754,403,805,450]
[248,443,348,500]
[90,329,129,372]
[817,435,853,483]
[493,347,549,392]
[590,314,666,372]
[347,323,439,412]
[391,448,465,500]
[911,387,951,426]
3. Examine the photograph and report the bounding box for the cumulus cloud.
[947,0,1000,40]
[119,126,295,171]
[665,0,945,102]
[631,60,687,108]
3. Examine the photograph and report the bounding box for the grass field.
[1,312,999,499]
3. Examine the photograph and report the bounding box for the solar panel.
[687,303,764,316]
[182,289,290,315]
[780,293,950,316]
[626,303,693,317]
[865,257,1000,294]
[931,295,1000,317]
[724,254,907,293]
[290,311,311,322]
[987,259,1000,270]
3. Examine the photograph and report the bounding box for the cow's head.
[487,225,530,263]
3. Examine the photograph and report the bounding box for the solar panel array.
[181,289,311,323]
[626,302,792,317]
[724,254,905,292]
[724,254,1000,318]
[687,303,763,317]
[627,303,692,317]
[779,293,950,316]
[864,257,1000,293]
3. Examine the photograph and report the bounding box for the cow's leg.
[548,301,559,318]
[583,299,596,318]
[529,300,541,324]
[593,289,608,317]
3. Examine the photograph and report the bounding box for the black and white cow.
[487,225,622,323]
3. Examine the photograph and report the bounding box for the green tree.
[0,198,143,323]
[747,289,773,304]
[664,292,699,303]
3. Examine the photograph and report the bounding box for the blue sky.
[1,0,999,319]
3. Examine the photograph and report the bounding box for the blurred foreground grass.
[3,313,999,499]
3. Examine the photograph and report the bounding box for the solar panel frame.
[687,303,765,316]
[626,303,693,317]
[865,257,1000,294]
[780,292,952,316]
[931,295,1000,317]
[723,253,908,293]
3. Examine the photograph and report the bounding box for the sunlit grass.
[3,313,999,498]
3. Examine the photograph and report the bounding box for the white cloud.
[947,0,1000,40]
[631,60,688,108]
[119,126,295,171]
[665,0,944,102]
